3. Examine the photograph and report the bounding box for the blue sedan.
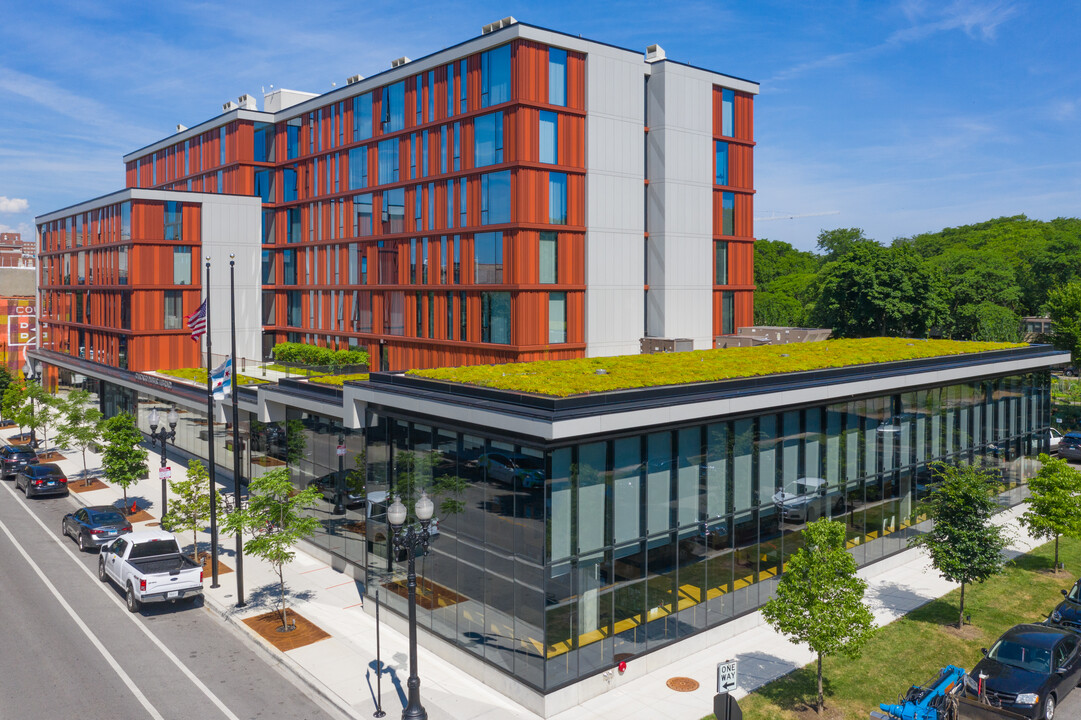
[62,505,133,552]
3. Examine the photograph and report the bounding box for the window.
[721,88,735,137]
[410,133,417,178]
[164,201,183,241]
[286,119,300,159]
[354,290,372,332]
[253,122,274,163]
[459,59,468,112]
[378,139,399,184]
[287,290,302,326]
[722,290,735,335]
[262,249,275,284]
[120,202,131,241]
[722,192,735,236]
[349,147,368,189]
[539,232,558,283]
[118,247,128,285]
[282,167,297,201]
[474,111,504,167]
[481,291,510,343]
[481,44,511,107]
[539,111,558,164]
[440,125,447,173]
[385,291,405,335]
[287,208,301,243]
[354,93,373,140]
[474,231,503,284]
[549,47,567,106]
[715,240,728,285]
[447,64,455,117]
[428,70,435,122]
[254,170,273,203]
[219,126,227,165]
[354,193,373,236]
[164,291,183,329]
[453,122,460,171]
[283,249,297,284]
[715,141,729,186]
[548,291,566,343]
[382,82,405,133]
[548,172,567,225]
[459,178,467,227]
[480,170,510,225]
[382,187,405,233]
[415,75,423,125]
[173,246,192,285]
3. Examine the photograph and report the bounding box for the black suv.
[0,444,38,481]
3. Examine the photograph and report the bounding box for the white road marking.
[0,481,242,720]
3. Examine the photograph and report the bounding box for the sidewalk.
[2,422,1049,720]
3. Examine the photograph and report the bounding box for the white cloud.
[0,197,29,213]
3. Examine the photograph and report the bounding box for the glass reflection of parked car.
[307,470,365,509]
[477,452,545,489]
[875,414,916,433]
[1059,432,1081,462]
[772,477,845,523]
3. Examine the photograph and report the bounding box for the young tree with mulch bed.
[909,462,1009,629]
[23,380,59,453]
[101,413,148,515]
[220,467,321,631]
[162,460,222,561]
[55,389,104,485]
[1021,453,1081,573]
[762,518,876,716]
[1,379,27,435]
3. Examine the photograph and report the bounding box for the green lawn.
[308,373,369,386]
[156,368,270,386]
[706,537,1080,720]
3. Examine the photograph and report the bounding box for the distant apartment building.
[37,19,757,374]
[0,232,34,268]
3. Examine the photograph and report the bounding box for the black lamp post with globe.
[387,491,434,720]
[148,407,178,521]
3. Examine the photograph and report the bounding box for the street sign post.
[717,659,738,694]
[158,466,172,482]
[336,445,347,456]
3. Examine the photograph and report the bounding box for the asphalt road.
[0,478,343,720]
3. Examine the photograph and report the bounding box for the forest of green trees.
[754,215,1081,362]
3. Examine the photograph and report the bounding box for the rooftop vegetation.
[308,373,369,386]
[156,367,271,386]
[407,338,1027,398]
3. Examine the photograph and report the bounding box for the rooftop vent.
[175,123,187,133]
[390,56,411,68]
[346,74,364,85]
[482,16,517,34]
[236,93,258,110]
[645,44,666,63]
[222,100,238,112]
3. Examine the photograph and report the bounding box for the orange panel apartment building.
[37,19,757,374]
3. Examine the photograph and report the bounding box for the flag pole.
[205,257,220,589]
[229,255,245,608]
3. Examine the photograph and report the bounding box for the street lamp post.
[148,407,179,521]
[387,491,434,720]
[22,360,42,448]
[333,433,346,516]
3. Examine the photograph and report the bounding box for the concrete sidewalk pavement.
[2,421,1055,720]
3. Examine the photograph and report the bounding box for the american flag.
[184,299,208,341]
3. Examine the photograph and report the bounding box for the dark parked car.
[964,623,1081,719]
[14,463,68,498]
[62,506,133,552]
[0,444,38,481]
[1049,579,1081,633]
[1059,432,1081,463]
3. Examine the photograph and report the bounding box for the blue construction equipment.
[873,665,967,720]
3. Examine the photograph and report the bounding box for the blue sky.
[1,0,1078,251]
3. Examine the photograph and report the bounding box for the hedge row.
[271,342,369,368]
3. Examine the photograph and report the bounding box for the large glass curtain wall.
[363,372,1049,693]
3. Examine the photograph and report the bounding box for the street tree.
[761,519,876,716]
[100,413,149,514]
[1020,454,1081,573]
[55,389,104,484]
[220,467,321,631]
[22,380,58,451]
[1,379,27,433]
[0,366,14,415]
[909,462,1009,628]
[1045,280,1081,368]
[162,460,222,561]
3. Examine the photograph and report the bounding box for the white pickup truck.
[97,530,203,612]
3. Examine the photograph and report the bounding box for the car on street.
[307,470,365,508]
[964,623,1081,719]
[62,505,133,552]
[14,463,68,498]
[1050,428,1063,453]
[98,530,203,612]
[1059,432,1081,463]
[1049,579,1081,633]
[0,444,38,481]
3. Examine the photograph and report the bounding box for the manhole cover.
[666,677,699,692]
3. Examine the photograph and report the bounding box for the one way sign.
[717,659,738,694]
